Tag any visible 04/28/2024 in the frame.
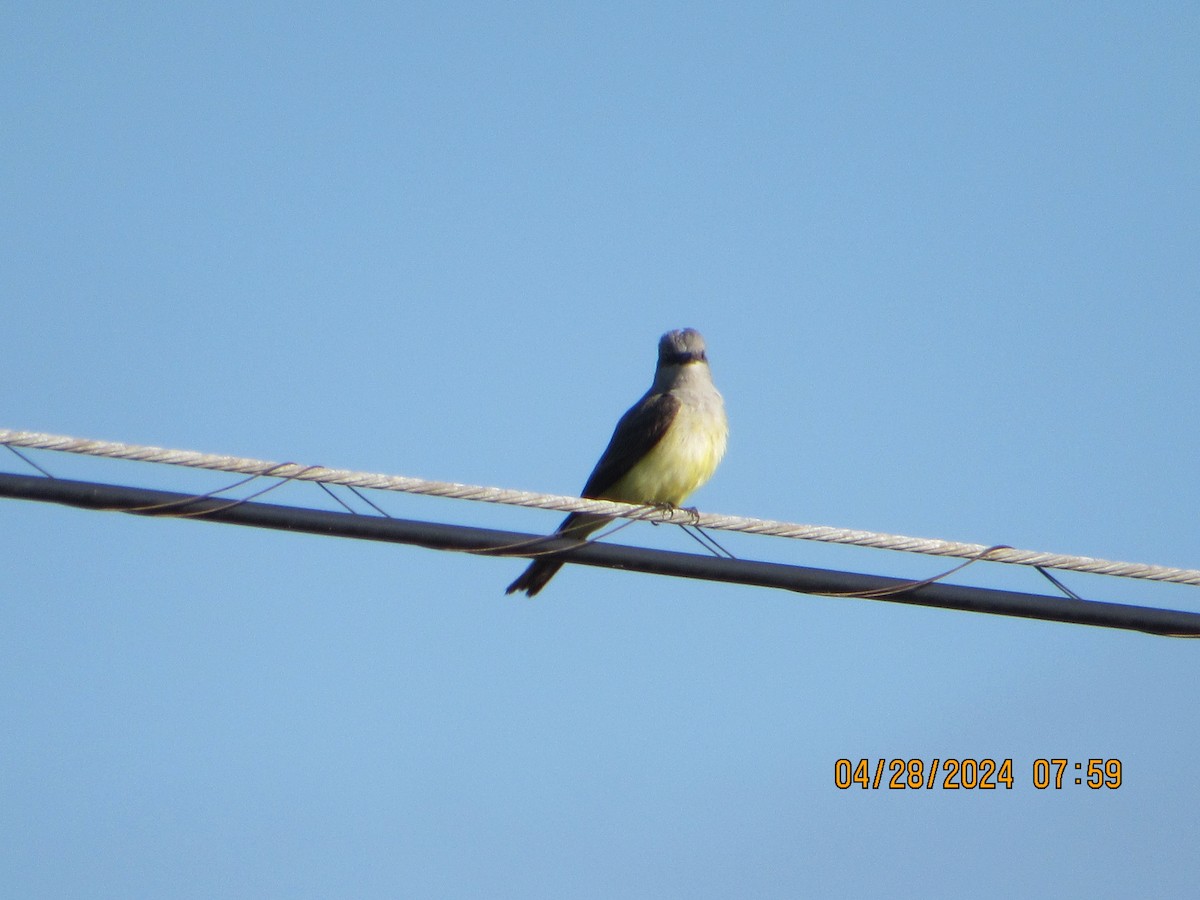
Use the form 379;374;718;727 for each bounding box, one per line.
833;758;1123;790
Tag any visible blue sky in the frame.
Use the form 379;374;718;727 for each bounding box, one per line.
3;2;1198;897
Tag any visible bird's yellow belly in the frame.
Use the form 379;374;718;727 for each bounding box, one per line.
602;404;727;506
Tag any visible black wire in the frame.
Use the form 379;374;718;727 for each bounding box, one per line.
4;470;1196;637
680;524;737;559
5;445;55;478
1037;566;1086;601
347;484;392;517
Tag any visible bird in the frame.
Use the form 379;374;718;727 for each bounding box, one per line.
506;327;728;596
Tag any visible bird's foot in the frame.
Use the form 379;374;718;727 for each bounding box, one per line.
646;501;675;526
646;501;700;526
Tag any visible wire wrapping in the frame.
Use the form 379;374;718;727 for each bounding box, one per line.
3;470;1199;637
3;427;1198;587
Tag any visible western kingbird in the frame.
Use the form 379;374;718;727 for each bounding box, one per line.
506;327;728;596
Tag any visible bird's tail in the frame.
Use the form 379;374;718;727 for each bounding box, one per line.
505;559;565;597
504;512;608;597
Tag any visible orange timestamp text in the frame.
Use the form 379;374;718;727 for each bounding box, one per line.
833;758;1123;790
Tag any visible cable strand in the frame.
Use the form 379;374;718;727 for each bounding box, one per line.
3;427;1197;587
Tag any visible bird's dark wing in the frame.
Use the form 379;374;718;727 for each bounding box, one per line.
579;391;681;499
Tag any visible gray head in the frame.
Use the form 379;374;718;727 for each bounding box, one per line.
657;328;709;367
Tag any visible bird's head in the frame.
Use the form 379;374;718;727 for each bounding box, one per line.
658;328;708;367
